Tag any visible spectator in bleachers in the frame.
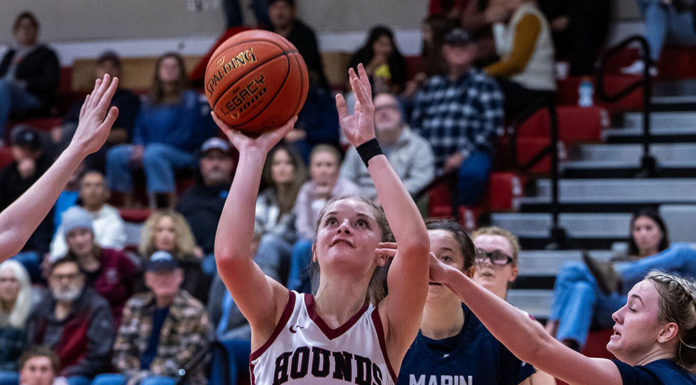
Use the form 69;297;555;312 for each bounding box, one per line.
0;126;54;281
49;171;127;261
106;52;216;209
17;346;67;385
0;261;33;385
342;92;435;200
484;0;556;118
623;0;696;75
265;0;328;89
348;26;408;95
285;86;341;164
545;209;678;352
252;143;306;284
138;210;208;303
539;0;611;76
26;258;113;385
51;164;84;240
286;145;359;293
176;137;235;276
52;51;141;173
396;220;552;385
94;251;210;385
223;0;270;28
0;12;60;145
49;207;139;326
583;212;696;296
411;28;503;206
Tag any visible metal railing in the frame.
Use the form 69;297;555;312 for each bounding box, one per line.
595;35;657;177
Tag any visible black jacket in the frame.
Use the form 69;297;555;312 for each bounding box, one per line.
0;44;60;108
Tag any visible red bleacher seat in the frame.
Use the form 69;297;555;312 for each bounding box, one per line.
404;55;425;82
0;147;13;169
11;117;62;132
556;329;615;385
518;106;607;142
118;208;152;223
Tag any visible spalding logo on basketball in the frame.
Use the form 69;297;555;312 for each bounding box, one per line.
204;30;309;135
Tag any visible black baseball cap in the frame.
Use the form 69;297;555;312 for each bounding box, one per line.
146;251;179;272
443;28;475;46
12;126;42;151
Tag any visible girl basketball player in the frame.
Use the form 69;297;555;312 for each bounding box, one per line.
427;254;696;384
212;64;430;385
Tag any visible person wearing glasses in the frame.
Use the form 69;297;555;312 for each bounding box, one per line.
25;258;114;385
395;221;553;385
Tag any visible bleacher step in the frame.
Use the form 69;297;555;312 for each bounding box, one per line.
491;213;631;239
623;111;696;129
569;143;696;163
603;126;696;144
527;178;696;204
517;250;613;276
507;289;553;319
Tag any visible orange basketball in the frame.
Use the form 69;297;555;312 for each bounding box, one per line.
204;30;309;135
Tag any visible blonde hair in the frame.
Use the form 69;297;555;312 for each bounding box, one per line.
645;271;696;371
139;209;197;261
471;226;520;264
0;260;33;329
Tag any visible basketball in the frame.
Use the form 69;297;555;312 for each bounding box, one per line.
204;30;309;135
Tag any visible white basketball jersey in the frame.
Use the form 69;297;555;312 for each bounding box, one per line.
250;290;396;385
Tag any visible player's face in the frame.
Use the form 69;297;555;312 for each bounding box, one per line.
270;149;295;186
0;269;20;304
631;216;663;256
607;280;666;365
79;172;109;210
65;228;95;258
19;356;55;385
427;229;467;300
154;216;178;253
310;150;338;187
373;94;402;134
314;199;383;275
472;234;517;298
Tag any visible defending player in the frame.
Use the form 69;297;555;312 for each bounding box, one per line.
0;75;119;262
212;64;429;384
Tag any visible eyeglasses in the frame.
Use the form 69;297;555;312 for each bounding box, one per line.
50;273;81;282
374;104;400;113
475;249;514;266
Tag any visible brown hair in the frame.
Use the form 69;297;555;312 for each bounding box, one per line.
312;195;393;305
471;226;521;264
150;52;189;105
19;346;59;373
262;143;307;217
645;271;696;371
13;11;39;32
426;218;476;271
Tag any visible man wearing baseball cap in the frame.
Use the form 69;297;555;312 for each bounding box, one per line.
101;250;210;385
176;137;235;275
411;27;504;207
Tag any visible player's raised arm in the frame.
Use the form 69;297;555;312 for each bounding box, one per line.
336;64;430;367
212;114;296;346
0;75;119;261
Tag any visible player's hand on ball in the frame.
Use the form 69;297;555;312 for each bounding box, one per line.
336;64;376;147
69;74;119;156
212;112;297;154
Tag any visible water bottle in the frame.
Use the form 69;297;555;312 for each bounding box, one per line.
578;77;594;107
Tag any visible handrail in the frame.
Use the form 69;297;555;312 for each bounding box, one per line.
508;97;566;248
595;35;657;177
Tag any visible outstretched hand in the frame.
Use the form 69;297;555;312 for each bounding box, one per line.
211;113;297;155
336;64;376;147
375;242;458;287
68;75;120;156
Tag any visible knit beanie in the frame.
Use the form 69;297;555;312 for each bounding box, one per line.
62;207;94;238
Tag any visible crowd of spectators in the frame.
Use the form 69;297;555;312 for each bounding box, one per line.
2;1;696;384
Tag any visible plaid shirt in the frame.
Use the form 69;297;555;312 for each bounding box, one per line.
113;290;210;385
411;68;504;171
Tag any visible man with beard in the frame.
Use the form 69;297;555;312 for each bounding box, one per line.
176;137;235;275
25;258;113;385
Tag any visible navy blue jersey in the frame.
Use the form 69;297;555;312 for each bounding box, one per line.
397;304;535;385
614;359;696;385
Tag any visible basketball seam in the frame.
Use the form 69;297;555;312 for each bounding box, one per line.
205;35;293;74
210;50;299;110
223;52;294;129
290;52;304;116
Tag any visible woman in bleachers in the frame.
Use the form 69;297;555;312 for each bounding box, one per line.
545;208;696;352
348;26;408;95
138;210;208;303
484;0;556;118
0;261;33;385
0;11;60;145
286;144;358;293
106;52;216;209
252;142;307;285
